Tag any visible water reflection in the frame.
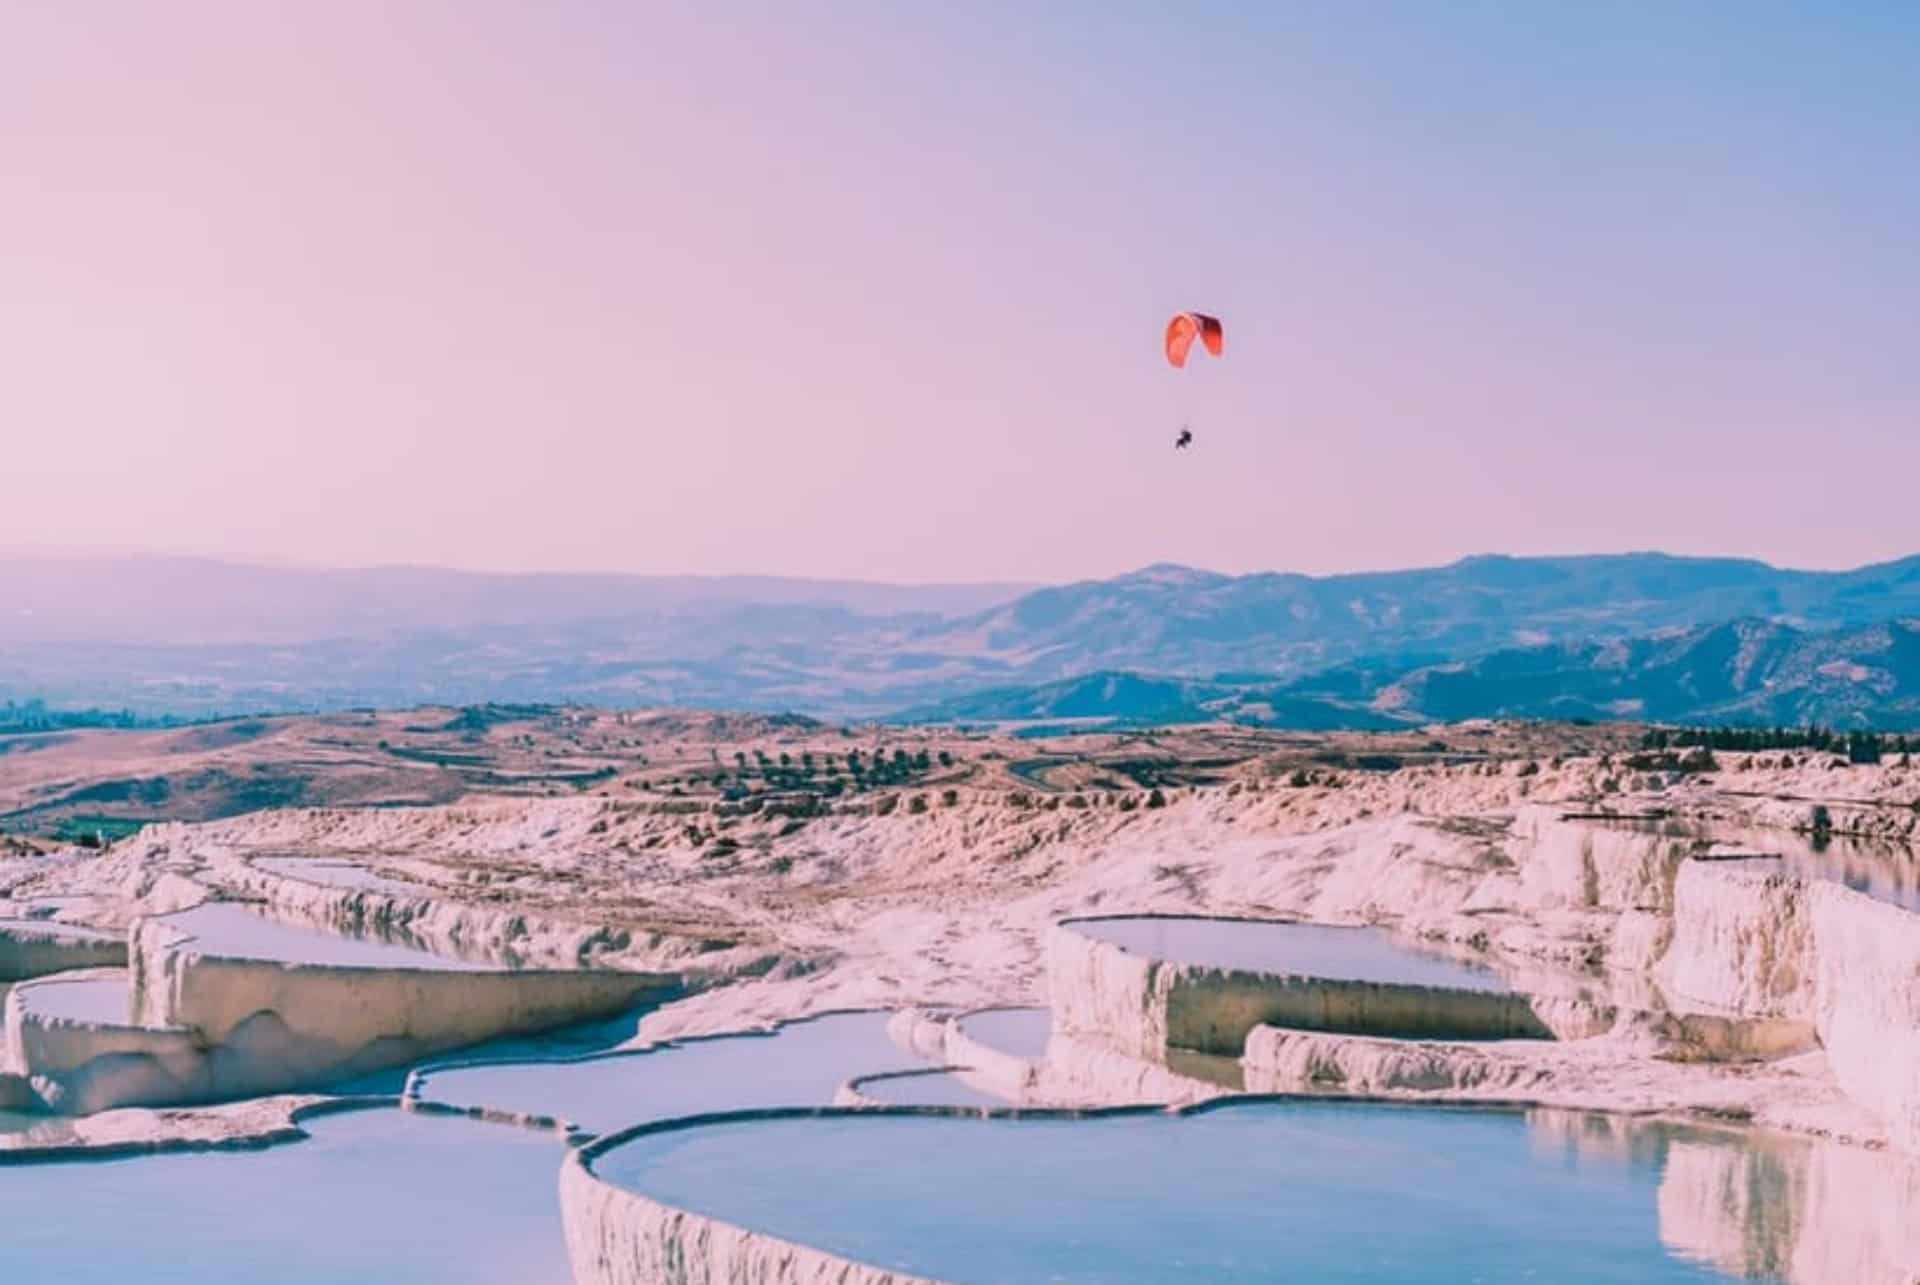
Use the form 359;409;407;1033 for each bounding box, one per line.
1533;1108;1920;1284
1574;816;1920;914
597;1101;1920;1284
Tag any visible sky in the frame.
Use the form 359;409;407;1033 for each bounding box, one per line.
3;2;1916;584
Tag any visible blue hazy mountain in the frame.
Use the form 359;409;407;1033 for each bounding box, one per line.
6;551;1920;724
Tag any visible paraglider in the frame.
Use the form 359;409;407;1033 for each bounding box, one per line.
1165;312;1221;453
1163;311;1223;368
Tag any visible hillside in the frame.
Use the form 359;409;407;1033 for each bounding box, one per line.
1373;617;1920;727
7;551;1920;718
909;618;1920;731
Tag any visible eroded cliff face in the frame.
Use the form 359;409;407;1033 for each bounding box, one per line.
1664;864;1819;1020
1804;887;1920;1152
1661;861;1920;1151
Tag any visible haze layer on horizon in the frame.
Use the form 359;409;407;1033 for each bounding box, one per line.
6;3;1916;584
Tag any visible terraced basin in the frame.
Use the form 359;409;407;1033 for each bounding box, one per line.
1074;916;1511;991
144;901;497;970
0;1105;571;1284
571;1101;1913;1284
1051;915;1566;1060
413;1011;924;1134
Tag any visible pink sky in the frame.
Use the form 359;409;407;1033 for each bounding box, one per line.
5;3;1916;583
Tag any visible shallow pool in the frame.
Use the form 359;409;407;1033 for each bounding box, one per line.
148;902;497;971
954;1008;1051;1059
3;894;96;914
597;1103;1815;1283
0;1107;570;1284
414;1012;924;1134
853;1069;1008;1109
0;1012;935;1276
18;972;130;1025
0;916;120;943
1071;916;1511;992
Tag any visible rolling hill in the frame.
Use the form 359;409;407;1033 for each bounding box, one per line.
7;551;1920;722
907;618;1920;731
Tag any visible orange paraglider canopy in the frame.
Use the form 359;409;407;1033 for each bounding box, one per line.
1164;311;1224;368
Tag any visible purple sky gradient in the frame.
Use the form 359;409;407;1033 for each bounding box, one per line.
5;3;1916;582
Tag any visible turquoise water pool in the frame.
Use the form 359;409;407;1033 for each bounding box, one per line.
0;1013;931;1277
17;973;130;1025
1073;916;1511;991
413;1012;920;1134
596;1102;1787;1283
0;916;119;943
147;902;497;971
0;1107;570;1284
954;1007;1051;1059
853;1069;1008;1109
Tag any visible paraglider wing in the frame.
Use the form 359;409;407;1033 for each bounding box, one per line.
1164;312;1224;368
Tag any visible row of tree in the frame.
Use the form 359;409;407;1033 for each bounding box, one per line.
1640;724;1911;762
716;746;958;793
0;699;199;734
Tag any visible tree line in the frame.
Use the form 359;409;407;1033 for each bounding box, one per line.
1640;724;1912;762
0;699;203;734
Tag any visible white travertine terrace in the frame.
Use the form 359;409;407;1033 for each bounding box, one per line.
935;1007;1044;1100
1;887;680;1116
0;917;126;982
562;1108;1027;1285
3;968;205;1115
562;1096;1920;1285
1047;915;1584;1060
10;751;1920;1280
1666;861;1920;1151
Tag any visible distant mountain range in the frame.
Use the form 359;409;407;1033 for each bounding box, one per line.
5;551;1920;726
906;618;1920;730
